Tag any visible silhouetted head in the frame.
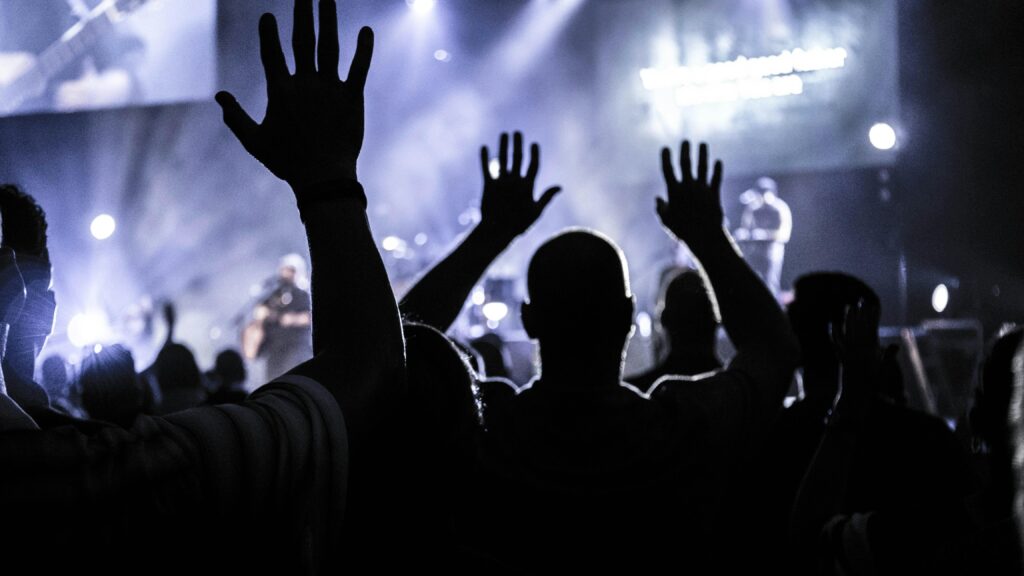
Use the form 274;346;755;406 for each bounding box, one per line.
469;332;510;380
403;322;482;487
657;268;718;356
154;343;202;392
0;185;57;379
213;349;247;391
79;344;141;428
40;355;69;397
788;272;880;371
971;326;1024;448
522;229;634;368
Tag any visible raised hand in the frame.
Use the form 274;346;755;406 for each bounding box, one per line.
656;141;725;248
831;298;882;371
216;0;373;189
478;132;562;240
829;298;882;420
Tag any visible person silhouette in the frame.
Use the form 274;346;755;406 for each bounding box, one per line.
470;142;800;571
3;1;406;572
626;267;722;393
787;276;976;575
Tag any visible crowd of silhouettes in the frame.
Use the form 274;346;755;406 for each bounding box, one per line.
0;0;1021;573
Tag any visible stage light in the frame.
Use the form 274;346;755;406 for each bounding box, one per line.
434;49;450;62
931;283;949;314
489;158;501;179
869;123;897;150
406;0;436;14
471;288;486;306
67;312;110;348
90;214;116;240
482;302;509;323
382;235;403;252
636;311;652;338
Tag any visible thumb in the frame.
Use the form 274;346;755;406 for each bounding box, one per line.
216;91;260;154
655;197;668;221
536;186;563;213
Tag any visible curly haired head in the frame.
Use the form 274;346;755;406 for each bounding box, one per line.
0;184;49;259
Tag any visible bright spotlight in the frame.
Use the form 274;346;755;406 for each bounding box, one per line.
382;235;403;252
434;49;450;62
90;214;116;240
931;284;950;314
488;158;502;179
67;312;110;348
482;302;510;323
869;123;897;150
407;0;437;14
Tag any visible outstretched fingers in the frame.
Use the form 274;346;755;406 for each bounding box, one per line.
259;14;289;92
525;142;540;181
697;142;708;183
318;0;340;79
661;147;677;187
498;133;509;177
216;91;260;155
536;186;562;212
346;26;374;92
681;140;693;184
480;146;493;182
511;132;524;176
293;0;316;75
710;159;723;198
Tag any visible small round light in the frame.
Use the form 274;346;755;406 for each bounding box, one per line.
931;284;949;314
434;49;450;62
869;123;897;151
90;214;116;240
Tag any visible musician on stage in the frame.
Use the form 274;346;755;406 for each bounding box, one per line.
242;254;313;380
733;177;792;299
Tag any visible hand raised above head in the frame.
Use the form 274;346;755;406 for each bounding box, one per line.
656;141;725;248
830;298;882;370
477;131;562;240
216;0;373;190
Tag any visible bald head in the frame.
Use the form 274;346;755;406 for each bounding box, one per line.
528;229;630;311
523;229;634;348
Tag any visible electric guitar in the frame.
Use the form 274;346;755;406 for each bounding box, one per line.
0;0;149;115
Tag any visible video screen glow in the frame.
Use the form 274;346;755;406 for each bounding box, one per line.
594;0;899;174
0;0;216;117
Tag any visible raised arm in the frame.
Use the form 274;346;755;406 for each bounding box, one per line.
653;141;799;429
657;141;798;363
399;132;561;332
216;0;403;412
789;300;878;571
